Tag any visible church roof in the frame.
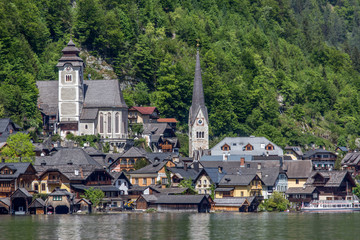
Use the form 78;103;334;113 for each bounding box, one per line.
56;39;84;67
36;81;59;116
189;50;208;125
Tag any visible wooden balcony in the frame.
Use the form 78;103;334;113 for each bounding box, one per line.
0;187;12;192
86;180;112;185
47;179;61;184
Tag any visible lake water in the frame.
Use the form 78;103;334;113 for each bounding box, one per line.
0;212;358;240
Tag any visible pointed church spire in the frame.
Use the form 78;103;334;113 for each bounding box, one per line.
189;49;208;125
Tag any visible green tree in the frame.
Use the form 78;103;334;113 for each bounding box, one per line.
134;158;149;170
81;187;105;211
259;191;290;212
1;132;35;162
178;178;197;194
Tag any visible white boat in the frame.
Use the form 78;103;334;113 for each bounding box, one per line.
302;200;360;212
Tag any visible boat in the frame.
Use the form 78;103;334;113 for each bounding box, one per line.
301;200;360;213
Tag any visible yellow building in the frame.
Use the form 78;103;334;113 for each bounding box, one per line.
33;169;71;194
283;160;312;189
215;174;264;198
129;161;175;188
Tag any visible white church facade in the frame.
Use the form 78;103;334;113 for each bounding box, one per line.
37;40;128;149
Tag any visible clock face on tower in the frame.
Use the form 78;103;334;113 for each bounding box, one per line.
197;118;204;126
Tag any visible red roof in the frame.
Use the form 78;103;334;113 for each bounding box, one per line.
129;106;157;115
157;118;178;123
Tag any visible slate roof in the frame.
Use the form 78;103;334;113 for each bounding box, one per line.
168;167;199;180
303;149;336;159
80;108;99;120
0;118;20;133
142;123;172;136
341;152;360;166
0;198;10;207
36;81;59;116
56;39;83;67
200;155;252;162
284;146;303;156
286;187;316;194
153;195;208;204
189;50;208;125
129;106;157;115
141;194;158;202
306;171;355;187
110;171;131;185
0;163;34;179
213;197;248;207
130;161;167;175
49;189;73;196
336;147;348;152
150;187;188;195
211;137;283;156
214;187;234;192
37;79;127;117
71;184;119;192
12;188;32;198
219;173;259;186
34;148;101;167
146;153;174;163
194;168;227;184
283;160;312;179
121;147;147;158
29;198;46;208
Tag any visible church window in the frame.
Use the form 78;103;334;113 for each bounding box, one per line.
202;132;204;138
100;113;104;133
85;124;88;130
108;113;112;133
65;74;72;82
196;132;199;138
115;113;120;133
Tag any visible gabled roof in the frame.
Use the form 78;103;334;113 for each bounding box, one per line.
284;146;303;156
219;173;263;186
35;165;106;181
210;137;283;156
153;195;208;204
120;147;147;158
11;188;32;199
336;147;348;152
283;160;312;179
129;106;157;115
341;152;360;166
194;168;227;184
0;118;20;133
146;152;174;163
34;148;101;167
306;171;355;188
213;197;249;207
149;186;188;195
286;187;317;194
29;198;46;208
0;163;35;179
49;188;72;197
0;198;10;207
303;149;336;159
110;171;131;185
36;81;59;116
168;167;199;181
142;123;173;136
130;161;167;175
80;108;98;120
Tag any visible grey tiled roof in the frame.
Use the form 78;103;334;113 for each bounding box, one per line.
303;149;336;159
0;198;10;206
306;171;355;187
196;168;227;184
0;163;34;179
0;118;20;133
168;167;199;180
283;160;312;179
153;194;208;204
83;80;127;108
211;137;283;156
34;148;101;167
286;187;316;194
150;187;188;195
130;161;167;175
341;152;360;166
213;197;247;207
36;81;58;116
219;173;258;186
214;188;234;192
80;108;98;120
71;184;119;192
49;189;72;196
142;123;172;135
121;147;147;158
146;153;174;163
29;198;46;208
35;164;103;181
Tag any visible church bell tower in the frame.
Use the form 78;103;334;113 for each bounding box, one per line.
56;39;85;137
188;49;209;157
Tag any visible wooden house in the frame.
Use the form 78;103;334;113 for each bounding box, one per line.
283;160;312;188
0;162;37;198
29;198;46;214
45;188;74;214
212;197;254;212
305;171;356;200
10;188;33;215
74;198;92;213
302;149;337;170
286;187;319;206
284;146;303;160
136;194;211;212
341;152;360;176
108;147;149;172
128;106;159;124
142;123;179;153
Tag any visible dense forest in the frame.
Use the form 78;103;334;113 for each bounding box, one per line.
1;0;360;150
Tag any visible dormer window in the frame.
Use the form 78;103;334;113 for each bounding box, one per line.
265;144;274;151
244;143;254;151
221;144;230;151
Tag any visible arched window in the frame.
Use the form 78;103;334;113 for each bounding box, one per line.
221;144;230;151
100;113;104;133
196;132;199;138
244;143;254;151
265;144;274;150
115;113;120;133
108;112;111;133
65;74;72;82
202;132;204;138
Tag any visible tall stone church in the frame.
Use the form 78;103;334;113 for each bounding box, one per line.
189;50;209;157
37;39;128;149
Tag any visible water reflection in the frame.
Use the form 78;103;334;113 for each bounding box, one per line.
1;212;360;240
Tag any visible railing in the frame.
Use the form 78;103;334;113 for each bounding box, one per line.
47;179;61;184
0;187;12;192
87;180;112;185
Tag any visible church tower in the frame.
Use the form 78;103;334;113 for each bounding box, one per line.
189;50;209;157
56;39;85;137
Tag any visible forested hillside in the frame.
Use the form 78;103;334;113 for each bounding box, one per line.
1;0;360;150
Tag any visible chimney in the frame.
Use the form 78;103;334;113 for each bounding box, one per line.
257;163;261;170
194;162;199;172
280;156;283;169
218;166;223;173
240;158;245;167
184;163;188;171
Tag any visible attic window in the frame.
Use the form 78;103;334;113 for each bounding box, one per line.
65;74;72;82
244;144;254;151
221;144;230;151
266;144;274;151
